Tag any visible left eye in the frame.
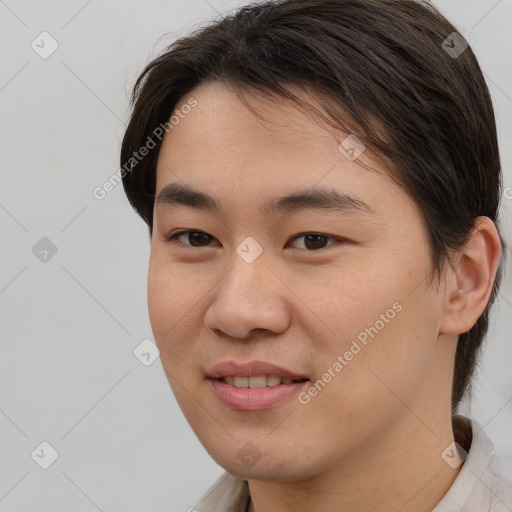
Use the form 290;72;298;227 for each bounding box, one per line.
168;231;340;251
287;233;339;250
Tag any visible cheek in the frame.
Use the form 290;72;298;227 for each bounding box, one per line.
293;312;429;456
304;258;439;403
147;252;202;337
147;251;215;388
298;258;402;344
147;257;204;408
147;255;197;369
147;259;177;339
313;294;440;429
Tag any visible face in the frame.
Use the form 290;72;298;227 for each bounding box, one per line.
148;82;450;481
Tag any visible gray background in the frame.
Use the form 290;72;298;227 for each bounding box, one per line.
0;0;511;510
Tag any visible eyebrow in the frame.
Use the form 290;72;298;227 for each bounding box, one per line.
156;183;374;216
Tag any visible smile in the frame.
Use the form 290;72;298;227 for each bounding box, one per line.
219;375;308;388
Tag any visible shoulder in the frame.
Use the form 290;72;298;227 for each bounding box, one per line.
434;415;512;512
482;450;512;510
193;471;249;512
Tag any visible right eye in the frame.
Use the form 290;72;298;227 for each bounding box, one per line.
167;230;219;248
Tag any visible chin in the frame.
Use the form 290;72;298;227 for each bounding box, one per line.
206;443;319;482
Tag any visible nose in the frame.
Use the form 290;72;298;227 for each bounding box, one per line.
204;256;292;340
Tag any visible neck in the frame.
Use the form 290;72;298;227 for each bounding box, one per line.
247;413;465;512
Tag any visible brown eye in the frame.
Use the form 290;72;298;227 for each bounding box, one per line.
167;231;340;251
289;233;338;250
171;231;216;247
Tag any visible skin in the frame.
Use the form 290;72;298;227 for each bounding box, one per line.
148;81;502;512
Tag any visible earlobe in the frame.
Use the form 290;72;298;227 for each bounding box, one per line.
439;217;502;335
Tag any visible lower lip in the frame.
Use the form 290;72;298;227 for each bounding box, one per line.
209;378;309;411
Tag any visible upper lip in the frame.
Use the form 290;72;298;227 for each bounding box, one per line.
207;360;309;380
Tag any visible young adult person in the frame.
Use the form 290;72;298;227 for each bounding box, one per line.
120;1;512;510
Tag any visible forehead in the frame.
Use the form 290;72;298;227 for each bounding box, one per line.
154;81;417;220
167;81;350;154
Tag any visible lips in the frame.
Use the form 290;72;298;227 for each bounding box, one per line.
207;360;309;381
206;361;310;410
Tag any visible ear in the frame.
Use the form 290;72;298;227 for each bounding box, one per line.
439;217;502;335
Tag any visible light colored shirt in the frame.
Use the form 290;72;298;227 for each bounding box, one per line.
193;415;512;512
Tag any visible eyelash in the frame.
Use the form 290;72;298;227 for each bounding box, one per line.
165;230;343;251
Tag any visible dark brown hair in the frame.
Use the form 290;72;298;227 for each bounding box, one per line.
120;0;506;413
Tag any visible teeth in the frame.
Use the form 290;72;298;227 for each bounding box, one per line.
223;376;235;385
266;375;281;387
248;376;267;389
221;375;302;388
233;376;249;388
